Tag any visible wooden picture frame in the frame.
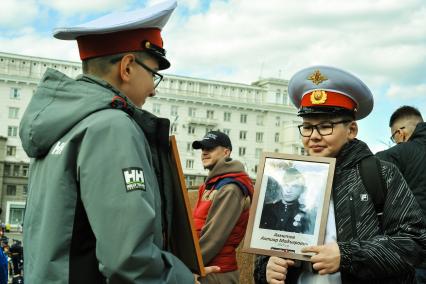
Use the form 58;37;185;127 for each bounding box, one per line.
243;152;336;261
169;135;205;276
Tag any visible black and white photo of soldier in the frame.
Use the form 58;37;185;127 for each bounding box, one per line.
259;166;314;234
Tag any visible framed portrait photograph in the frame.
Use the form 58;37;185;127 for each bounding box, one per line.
168;135;205;276
243;152;336;261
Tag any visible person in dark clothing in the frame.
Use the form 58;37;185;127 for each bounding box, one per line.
9;240;23;276
254;66;426;284
376;105;426;283
260;169;311;234
0;247;7;284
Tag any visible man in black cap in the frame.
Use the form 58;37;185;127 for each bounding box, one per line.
192;131;254;284
376;105;426;283
254;66;426;284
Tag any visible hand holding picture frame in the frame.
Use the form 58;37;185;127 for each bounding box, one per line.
243;152;336;261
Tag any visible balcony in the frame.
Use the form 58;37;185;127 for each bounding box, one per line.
188;117;218;126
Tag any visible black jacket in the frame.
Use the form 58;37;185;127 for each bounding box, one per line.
376;122;426;216
254;139;426;284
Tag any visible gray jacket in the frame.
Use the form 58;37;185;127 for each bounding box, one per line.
19;69;194;283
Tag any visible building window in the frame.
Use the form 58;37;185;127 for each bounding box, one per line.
171;105;178;116
188;107;196;117
4;164;11;176
224;112;231;122
239;130;247;140
239;147;246;156
23;184;28;195
186;142;192;152
255;148;262;159
13;165;20;176
6;185;17;196
256;132;264;143
9;204;25;226
223;128;230;135
8;107;19;119
186;159;194;169
205;127;213;134
254;165;258;173
275;116;281;126
22;165;29;177
7;126;18;137
276;89;281;104
6;146;16;156
301;147;306;155
153;103;161;114
10;88;20;99
188;125;195;134
207;110;214;119
274;148;279;152
256;115;264;126
240;114;247;123
275;132;280;143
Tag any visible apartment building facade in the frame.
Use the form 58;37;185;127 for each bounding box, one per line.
0;51;303;227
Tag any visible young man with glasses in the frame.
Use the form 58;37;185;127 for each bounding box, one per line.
19;1;218;283
254;66;426;284
376;106;426;283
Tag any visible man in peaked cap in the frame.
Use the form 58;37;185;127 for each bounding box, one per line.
19;1;217;283
192;131;254;284
254;66;426;284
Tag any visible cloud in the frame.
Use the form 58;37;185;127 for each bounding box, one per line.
0;29;79;61
39;0;134;15
0;0;39;28
164;0;426;93
386;83;426;99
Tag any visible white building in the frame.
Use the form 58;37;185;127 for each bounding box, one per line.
0;51;303;226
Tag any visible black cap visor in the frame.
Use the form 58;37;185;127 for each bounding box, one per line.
298;106;355;119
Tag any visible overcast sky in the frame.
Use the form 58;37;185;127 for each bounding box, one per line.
1;0;425;152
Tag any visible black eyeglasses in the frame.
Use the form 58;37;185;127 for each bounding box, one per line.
110;56;163;89
133;58;163;89
297;120;351;137
390;126;405;143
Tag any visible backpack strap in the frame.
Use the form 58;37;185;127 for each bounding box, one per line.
359;155;387;231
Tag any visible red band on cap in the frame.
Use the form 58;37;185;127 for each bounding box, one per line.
301;90;357;110
77;28;162;60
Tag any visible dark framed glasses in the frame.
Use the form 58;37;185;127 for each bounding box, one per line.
297;120;351;137
110;55;163;89
390;126;405;143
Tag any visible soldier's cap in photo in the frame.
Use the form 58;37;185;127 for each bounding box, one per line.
192;131;232;151
53;0;177;70
288;65;373;120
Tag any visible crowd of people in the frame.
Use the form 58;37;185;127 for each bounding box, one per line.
0;233;23;284
5;0;425;283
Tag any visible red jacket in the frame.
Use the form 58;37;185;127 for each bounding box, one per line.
193;172;254;272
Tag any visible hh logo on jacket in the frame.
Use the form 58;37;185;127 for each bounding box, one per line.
122;167;145;192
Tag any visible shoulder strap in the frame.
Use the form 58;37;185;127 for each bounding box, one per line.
359;155;387;230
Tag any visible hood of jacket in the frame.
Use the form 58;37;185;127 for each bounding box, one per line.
19;68;138;158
